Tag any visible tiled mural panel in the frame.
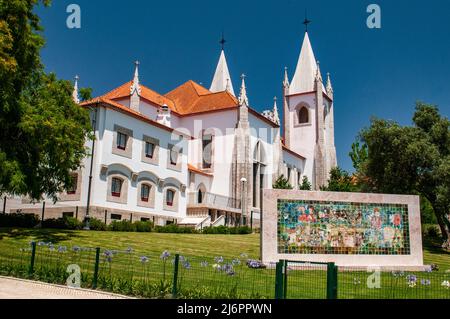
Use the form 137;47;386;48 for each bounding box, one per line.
277;200;410;255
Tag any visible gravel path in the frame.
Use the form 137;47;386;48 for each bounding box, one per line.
0;276;133;299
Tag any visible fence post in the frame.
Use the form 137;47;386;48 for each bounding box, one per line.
92;247;100;289
28;241;36;277
326;262;338;299
172;254;180;298
283;260;288;299
274;261;284;299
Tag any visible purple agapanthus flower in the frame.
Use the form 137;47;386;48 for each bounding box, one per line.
104;250;113;263
140;256;149;263
58;246;67;253
160;250;170;260
421;279;431;286
126;247;133;254
200;261;209;267
214;256;224;264
72;246;81;252
182;261;191;270
232;259;241;266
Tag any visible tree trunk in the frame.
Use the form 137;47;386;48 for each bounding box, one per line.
435;212;450;250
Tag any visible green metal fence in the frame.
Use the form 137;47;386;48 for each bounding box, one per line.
0;242;448;299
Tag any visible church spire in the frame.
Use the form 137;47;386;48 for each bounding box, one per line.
130;60;141;95
130;61;141;112
210;36;235;96
238;74;248;106
315;60;323;83
290;32;318;95
283;67;290;88
326;72;334;98
273;96;280;125
72;75;80;104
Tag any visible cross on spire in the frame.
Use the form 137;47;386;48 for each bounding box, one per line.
220;33;226;50
303;9;311;32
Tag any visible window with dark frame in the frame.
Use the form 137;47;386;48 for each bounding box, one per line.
141;184;151;202
202;134;213;169
145;142;155;158
298;107;309;124
170;147;178;166
117;131;127;150
110;214;122;221
67;174;78;195
166;189;175;207
111;177;123;197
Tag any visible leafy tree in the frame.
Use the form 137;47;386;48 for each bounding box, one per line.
273;175;293;190
79;87;93;101
353;102;450;249
349;141;368;172
321;167;358;192
299;176;312;190
0;0;92;202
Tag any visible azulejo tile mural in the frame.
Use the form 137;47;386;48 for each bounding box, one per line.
277;200;411;255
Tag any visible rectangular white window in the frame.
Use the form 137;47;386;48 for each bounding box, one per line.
67;174;78;195
117;132;127;150
166;190;175;206
145;142;155;158
111;177;122;197
202;134;213;169
141;184;150;202
170;148;178;166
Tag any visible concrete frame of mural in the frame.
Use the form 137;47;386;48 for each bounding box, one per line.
261;189;424;270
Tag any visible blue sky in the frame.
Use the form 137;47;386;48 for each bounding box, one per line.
37;0;450;171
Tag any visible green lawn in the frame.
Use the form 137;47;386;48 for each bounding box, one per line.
0;228;449;299
0;228;260;260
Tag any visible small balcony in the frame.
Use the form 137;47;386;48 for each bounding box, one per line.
187;192;241;214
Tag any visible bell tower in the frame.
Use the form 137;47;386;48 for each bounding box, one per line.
283;28;337;189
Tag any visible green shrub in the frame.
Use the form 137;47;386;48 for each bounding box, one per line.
88;217;107;231
64;217;83;230
154;224;196;234
423;224;441;238
41;216;82;230
0;213;40;228
133;221;153;232
108;220;136;232
201;226;252;235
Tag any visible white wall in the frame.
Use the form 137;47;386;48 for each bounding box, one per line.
90;107;188;218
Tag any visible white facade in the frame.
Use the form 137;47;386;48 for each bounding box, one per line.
10;31;337;227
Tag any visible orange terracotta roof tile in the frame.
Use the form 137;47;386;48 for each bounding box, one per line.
80;97;192;139
165;80;239;115
188;164;212;177
102;81;178;112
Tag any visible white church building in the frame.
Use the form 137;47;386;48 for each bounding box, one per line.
8;31;337;228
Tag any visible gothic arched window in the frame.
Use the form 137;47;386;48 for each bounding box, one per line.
298;107;309;124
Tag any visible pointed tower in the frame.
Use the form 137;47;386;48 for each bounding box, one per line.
326;72;333;100
232;74;251;222
129;61;141;112
272;96;280;125
238;74;249;106
283;29;337;190
210;38;235;96
73;75;80;104
282;67;291;147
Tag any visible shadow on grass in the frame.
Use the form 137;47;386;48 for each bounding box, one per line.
0;227;83;244
423;237;450;256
